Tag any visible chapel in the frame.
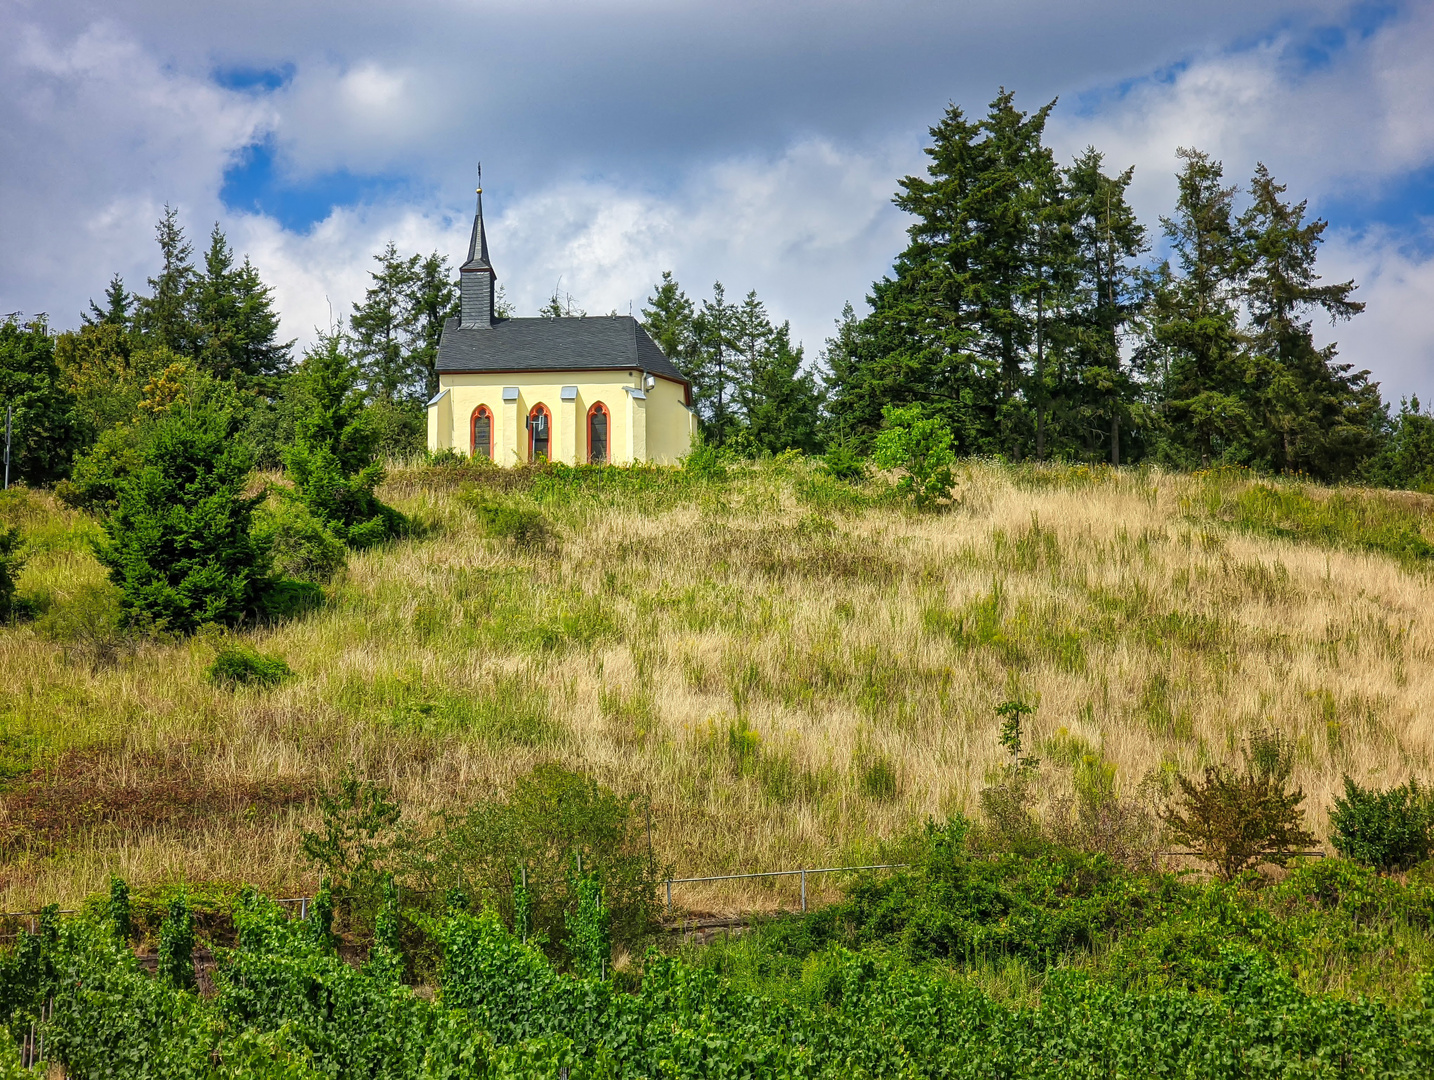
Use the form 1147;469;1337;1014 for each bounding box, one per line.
426;181;697;465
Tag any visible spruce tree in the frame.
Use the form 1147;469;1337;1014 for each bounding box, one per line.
135;205;199;357
1064;149;1146;464
284;331;404;548
193;224;291;389
641;271;699;380
352;242;419;402
83;274;133;330
95;397;270;633
406;252;459;400
1150;149;1250;467
740;321;822;454
1237;164;1381;478
692;282;739;444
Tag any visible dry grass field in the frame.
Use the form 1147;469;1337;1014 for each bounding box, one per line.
1;457;1431;914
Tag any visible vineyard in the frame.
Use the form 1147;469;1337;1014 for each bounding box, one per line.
5;831;1434;1077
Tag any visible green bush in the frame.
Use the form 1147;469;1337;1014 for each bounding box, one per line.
1330;777;1434;872
95;401;272;634
681;438;730;481
871;403;955;508
456;489;555;552
819;440;868;483
1161;730;1316;880
253;498;347;584
209;645;293;689
0;525;25;622
54;421;151;514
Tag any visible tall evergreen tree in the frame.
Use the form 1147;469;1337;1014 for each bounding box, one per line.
407;252;460;400
194;224;291;388
641;272;698;381
135;205;199;357
1236;164;1381;478
1150;149;1250;467
352;242;418;402
1064;149;1146;464
692;282;739;444
284;331;404;548
739;320;822;454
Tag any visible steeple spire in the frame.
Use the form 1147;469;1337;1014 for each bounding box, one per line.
459;163;497;328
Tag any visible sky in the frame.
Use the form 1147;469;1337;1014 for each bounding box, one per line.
2;0;1433;403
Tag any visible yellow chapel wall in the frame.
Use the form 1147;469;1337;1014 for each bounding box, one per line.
429;370;695;466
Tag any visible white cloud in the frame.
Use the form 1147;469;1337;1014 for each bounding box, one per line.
0;20;267;316
1321;225;1434;403
2;4;1432;401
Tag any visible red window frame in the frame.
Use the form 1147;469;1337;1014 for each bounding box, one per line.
527;403;551;461
586;401;610;464
471;405;493;459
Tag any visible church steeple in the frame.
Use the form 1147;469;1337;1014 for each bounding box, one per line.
460;164;496;328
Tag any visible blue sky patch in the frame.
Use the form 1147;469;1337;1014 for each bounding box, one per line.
220;137;418;232
213;63;295;94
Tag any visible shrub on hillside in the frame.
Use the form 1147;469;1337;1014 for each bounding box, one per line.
819;440;868;483
209;645;293;689
252;498;346;584
1330;777;1434;872
871;403;955;509
457;488;555;552
95;401;273;634
403;764;666;967
54;421;152;514
0;525;25;622
283;332;406;548
682;438;730;481
1161;730;1316;880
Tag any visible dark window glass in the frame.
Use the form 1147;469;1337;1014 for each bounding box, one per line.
589;408;608;463
472;412;491;458
530;409;549;460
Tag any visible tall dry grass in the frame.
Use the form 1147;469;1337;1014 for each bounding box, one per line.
1;460;1431;913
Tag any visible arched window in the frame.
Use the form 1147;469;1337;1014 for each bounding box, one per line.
471;405;493;459
527;403;551;461
587;402;609;464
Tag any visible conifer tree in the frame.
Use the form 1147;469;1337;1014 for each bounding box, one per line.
406;252;460;400
284;330;405;548
83;274;133;330
1064;149;1146;464
135;205;199;357
95;397;270;633
1150;148;1250;467
693;282;739;444
352;242;418;402
194;224;291;388
739;321;822;454
1236;164;1381;478
641;271;699;380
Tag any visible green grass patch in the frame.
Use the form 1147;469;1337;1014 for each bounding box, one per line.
1209;482;1434;565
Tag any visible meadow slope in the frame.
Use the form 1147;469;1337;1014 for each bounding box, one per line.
1;459;1431;912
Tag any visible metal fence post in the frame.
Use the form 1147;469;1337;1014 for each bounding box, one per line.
665;880;672;910
300;897;308;921
800;870;806;913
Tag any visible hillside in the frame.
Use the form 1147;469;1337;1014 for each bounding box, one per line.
1;458;1432;912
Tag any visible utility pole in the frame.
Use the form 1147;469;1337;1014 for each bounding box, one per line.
4;405;11;490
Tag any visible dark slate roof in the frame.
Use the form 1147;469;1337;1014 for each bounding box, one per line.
436;315;689;386
460;191;492;273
